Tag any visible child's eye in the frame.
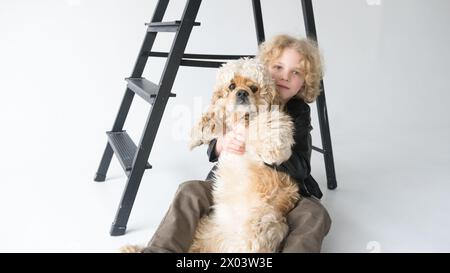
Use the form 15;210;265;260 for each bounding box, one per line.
292;71;303;77
273;65;282;70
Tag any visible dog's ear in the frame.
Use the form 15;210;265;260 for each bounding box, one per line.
211;84;228;105
189;110;226;150
189;87;226;150
259;83;281;111
189;111;213;150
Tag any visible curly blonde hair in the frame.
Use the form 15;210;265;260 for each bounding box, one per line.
257;34;323;103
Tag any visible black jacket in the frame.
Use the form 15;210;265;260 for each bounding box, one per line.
206;97;323;199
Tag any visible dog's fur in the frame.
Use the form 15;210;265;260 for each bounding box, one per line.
189;58;300;253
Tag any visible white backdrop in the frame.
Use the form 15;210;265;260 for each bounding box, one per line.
0;0;449;252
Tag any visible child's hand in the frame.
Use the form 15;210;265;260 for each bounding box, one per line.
215;124;247;156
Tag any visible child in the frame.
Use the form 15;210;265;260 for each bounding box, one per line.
145;34;331;253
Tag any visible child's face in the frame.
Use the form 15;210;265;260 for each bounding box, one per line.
268;47;305;103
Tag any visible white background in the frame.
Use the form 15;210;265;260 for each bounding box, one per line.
0;0;449;252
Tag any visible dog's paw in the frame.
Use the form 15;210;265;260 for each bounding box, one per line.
119;244;144;253
250;110;294;165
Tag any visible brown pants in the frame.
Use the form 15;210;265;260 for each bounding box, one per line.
144;180;331;253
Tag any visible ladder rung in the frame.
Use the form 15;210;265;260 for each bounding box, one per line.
312;145;324;154
126;77;176;104
145;51;255;60
107;131;152;172
180;59;225;68
145;20;200;32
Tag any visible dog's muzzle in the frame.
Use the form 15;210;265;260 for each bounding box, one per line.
236;89;249;105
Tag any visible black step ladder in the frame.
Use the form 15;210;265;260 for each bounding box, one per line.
94;0;337;236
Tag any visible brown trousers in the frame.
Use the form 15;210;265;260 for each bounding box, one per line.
144;180;331;253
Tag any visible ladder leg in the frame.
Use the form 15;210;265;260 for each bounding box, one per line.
110;162;147;236
316;82;337;190
301;0;337;189
251;0;265;44
94;144;113;182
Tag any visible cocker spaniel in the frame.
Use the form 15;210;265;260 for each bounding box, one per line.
189;58;300;252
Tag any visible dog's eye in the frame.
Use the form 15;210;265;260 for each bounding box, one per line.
250;85;258;93
229;83;236;90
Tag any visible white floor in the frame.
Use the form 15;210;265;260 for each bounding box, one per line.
1;0;450;252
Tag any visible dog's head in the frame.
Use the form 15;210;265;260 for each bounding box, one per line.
212;58;279;113
190;58;279;149
212;75;265;120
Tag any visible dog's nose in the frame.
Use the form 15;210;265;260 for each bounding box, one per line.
236;90;249;99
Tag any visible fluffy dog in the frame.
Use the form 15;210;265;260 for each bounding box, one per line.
189;58;300;252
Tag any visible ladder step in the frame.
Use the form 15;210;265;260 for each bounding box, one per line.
126;77;176;104
106;131;152;173
145;20;200;33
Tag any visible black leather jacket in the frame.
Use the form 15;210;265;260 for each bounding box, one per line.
206;97;323;199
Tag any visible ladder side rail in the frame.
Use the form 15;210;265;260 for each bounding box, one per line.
110;0;203;235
